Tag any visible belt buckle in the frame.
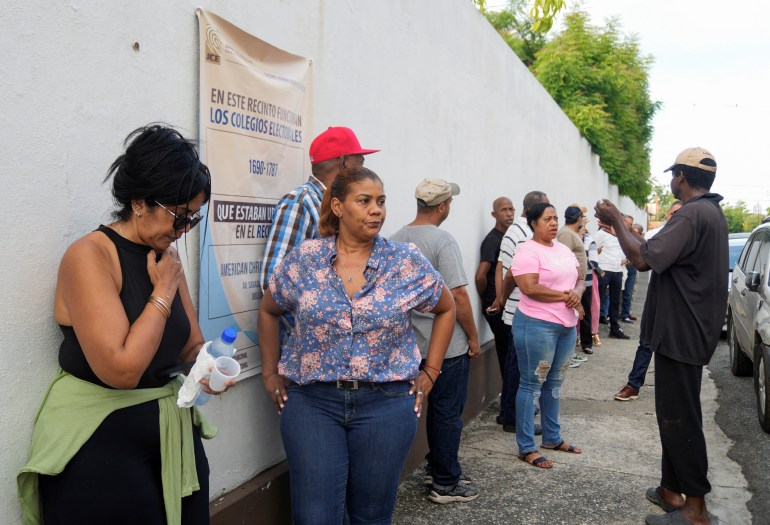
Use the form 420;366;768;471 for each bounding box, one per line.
336;380;359;390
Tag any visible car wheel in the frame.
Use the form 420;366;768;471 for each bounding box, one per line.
755;345;770;433
728;314;752;376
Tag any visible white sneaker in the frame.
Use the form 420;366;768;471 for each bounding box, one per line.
428;483;479;504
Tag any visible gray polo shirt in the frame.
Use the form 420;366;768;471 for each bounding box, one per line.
390;225;469;359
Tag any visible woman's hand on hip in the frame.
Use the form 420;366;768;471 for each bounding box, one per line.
263;372;289;414
410;370;435;418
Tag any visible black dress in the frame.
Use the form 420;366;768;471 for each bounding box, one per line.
39;226;209;524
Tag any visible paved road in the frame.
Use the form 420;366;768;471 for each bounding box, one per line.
710;338;770;523
393;281;758;524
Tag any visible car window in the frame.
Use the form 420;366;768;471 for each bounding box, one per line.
756;232;769;278
737;237;753;269
741;235;761;274
729;239;748;271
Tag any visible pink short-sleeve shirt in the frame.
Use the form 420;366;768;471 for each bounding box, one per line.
510;239;580;327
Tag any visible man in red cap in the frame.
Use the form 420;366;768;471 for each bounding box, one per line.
259;127;379;289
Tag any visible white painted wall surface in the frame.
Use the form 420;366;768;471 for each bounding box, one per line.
0;0;642;520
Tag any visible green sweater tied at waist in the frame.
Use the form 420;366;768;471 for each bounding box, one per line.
17;371;217;525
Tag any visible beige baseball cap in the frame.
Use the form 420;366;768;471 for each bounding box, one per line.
664;147;717;173
415;178;461;207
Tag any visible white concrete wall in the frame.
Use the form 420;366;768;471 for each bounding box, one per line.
0;0;641;520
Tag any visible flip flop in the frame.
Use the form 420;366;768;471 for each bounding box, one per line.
541;440;582;454
645;486;681;513
518;452;552;469
644;509;719;525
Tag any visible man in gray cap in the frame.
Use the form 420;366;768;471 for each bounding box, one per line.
595;147;726;525
391;178;480;504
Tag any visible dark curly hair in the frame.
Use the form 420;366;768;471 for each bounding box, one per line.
105;123;211;220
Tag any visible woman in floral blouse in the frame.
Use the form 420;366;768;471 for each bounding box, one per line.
258;166;456;524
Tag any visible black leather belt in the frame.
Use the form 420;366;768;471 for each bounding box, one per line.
333;380;375;390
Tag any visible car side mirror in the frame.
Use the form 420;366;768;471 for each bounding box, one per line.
745;271;761;292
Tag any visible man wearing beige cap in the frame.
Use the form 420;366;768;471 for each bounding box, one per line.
391;178;481;504
595;147;726;525
259;126;379;289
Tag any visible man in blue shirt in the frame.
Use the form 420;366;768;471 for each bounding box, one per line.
259;126;379;289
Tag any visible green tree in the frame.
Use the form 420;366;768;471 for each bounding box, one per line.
744;214;762;232
476;6;659;206
721;201;770;232
532;11;658;206
474;0;566;34
722;201;750;233
529;0;567;33
649;182;674;221
481;0;545;66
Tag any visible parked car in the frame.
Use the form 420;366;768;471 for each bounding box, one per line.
729;232;751;274
727;221;770;432
724;233;751;331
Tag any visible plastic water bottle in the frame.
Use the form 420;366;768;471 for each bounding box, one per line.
195;328;238;406
208;327;237;358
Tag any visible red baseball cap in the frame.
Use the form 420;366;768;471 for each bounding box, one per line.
309;127;380;165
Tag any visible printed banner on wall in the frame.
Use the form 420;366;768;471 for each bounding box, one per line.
196;9;312;379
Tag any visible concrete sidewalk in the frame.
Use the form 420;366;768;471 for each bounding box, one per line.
393;293;751;524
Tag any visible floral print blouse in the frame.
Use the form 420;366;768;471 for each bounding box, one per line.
269;235;444;384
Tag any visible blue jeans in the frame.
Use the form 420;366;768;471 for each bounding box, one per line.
627;338;652;391
621;265;638;319
513;311;576;454
425;354;470;488
598;270;623;331
600;293;609;318
280;381;417;525
499;329;520;426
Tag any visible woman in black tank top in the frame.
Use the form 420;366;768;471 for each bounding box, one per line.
28;125;228;525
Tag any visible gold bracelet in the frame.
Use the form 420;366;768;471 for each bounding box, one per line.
147;296;170;319
155;296;171;317
147;300;169;320
149;294;172;313
149;295;171;318
148;297;170;319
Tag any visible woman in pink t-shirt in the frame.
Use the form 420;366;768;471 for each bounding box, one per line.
510;202;586;468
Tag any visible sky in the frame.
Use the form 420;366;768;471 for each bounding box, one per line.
489;0;770;211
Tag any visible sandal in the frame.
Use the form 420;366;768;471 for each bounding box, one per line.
518;452;552;469
541;440;582;454
645;486;682;512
